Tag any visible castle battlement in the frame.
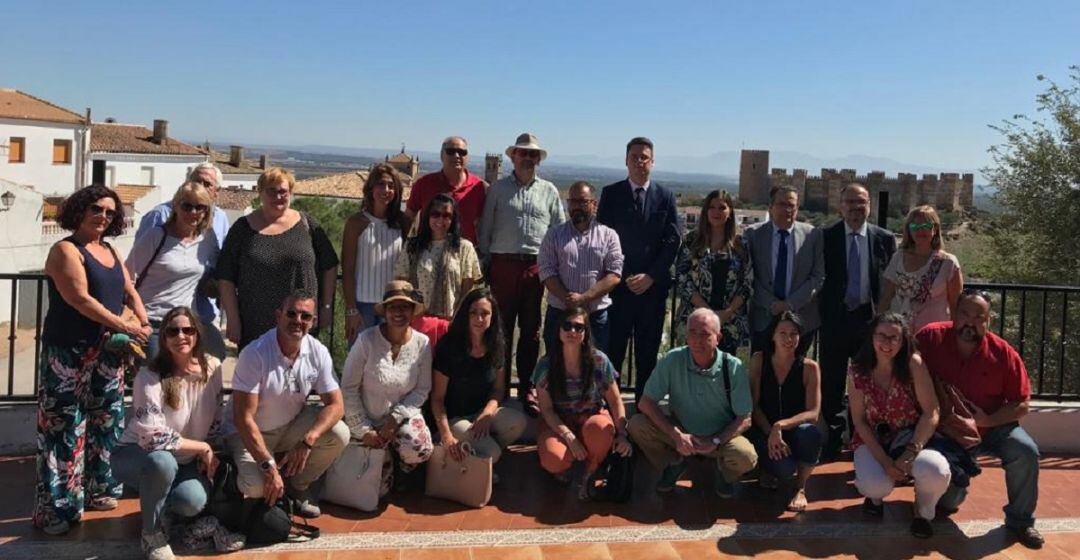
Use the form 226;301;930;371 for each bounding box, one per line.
740;150;974;218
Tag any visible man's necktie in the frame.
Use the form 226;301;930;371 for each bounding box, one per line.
774;230;789;300
633;188;645;217
846;232;862;310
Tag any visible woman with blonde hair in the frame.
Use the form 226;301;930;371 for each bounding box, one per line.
341;164;409;343
674;190;752;353
880;205;963;333
127;181;224;360
216;167;339;349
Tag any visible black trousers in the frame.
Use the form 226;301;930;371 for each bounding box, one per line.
607;284;668;401
818;303;874;454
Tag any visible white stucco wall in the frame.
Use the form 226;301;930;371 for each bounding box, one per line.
0;118;88;196
89;153;208;206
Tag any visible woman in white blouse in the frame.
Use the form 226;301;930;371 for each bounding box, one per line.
341;280;434;498
880;205;963;333
112;307;236;560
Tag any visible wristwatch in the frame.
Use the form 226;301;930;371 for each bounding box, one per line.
259;457;277;473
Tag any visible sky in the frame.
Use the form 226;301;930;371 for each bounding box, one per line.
3;1;1077;173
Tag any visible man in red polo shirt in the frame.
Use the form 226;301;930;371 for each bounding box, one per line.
405;136;486;243
915;289;1043;549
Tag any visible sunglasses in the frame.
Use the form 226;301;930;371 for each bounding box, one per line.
561;321;587;333
516;149;540;159
180;202;209;213
164;326;197;337
88;203;117;219
443;147;468;157
285;309;315;322
908;222;934;231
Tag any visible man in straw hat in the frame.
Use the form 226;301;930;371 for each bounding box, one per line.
479;133;565;413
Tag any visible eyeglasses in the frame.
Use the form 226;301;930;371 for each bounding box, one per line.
285;309;315;322
429;211;454;220
872;332;902;345
88;203;117;219
561;321;587;333
908;222;934;231
567;198;596;205
164;326;197;337
180;202;209;213
443;147;468;157
263;188;290;198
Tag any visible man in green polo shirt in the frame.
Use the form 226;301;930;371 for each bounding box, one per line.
628;308;757;497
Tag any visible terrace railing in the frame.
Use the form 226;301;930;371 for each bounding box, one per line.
2;273;1078;401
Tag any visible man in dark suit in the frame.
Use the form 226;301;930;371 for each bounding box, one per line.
818;183;897;459
745;186;824;356
597;137;682;399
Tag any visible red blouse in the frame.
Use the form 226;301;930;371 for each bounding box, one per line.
849;363;920;448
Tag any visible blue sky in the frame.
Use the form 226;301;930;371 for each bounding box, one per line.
4;1;1077;173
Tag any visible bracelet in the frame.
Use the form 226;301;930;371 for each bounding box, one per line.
300;440;314;450
560;430;576;441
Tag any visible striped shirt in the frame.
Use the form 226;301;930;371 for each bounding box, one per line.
355;212;404;303
538;220;624;312
478;173;565;256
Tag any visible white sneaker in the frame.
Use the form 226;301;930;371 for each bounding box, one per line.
213;526;246;552
141;530;175;560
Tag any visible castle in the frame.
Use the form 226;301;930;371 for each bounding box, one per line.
738;150;974;219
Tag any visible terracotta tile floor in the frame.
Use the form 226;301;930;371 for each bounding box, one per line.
3;449;1079;558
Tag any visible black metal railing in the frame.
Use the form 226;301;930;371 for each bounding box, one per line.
3;272;1078;402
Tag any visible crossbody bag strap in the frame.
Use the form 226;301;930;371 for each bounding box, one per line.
134;225;168;290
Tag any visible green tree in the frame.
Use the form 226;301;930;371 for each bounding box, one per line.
984;67;1080;285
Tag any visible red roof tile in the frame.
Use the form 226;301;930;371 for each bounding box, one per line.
90;123;204;155
0;89;85;125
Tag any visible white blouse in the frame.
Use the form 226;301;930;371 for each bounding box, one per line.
341;326;432;439
119;357;225;463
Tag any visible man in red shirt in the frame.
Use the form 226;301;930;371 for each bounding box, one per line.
915;289;1043;549
405;136;486;243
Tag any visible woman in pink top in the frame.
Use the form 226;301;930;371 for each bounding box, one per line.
880;206;963;333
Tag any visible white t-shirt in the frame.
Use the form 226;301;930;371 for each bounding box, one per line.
224;329;340;433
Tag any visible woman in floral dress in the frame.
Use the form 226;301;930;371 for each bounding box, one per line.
880;205;963;333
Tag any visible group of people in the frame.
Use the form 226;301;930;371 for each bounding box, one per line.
30;132;1045;559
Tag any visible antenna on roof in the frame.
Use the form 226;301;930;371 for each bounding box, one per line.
400;143;405;154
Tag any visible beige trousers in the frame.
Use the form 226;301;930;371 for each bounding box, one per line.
627;413;757;483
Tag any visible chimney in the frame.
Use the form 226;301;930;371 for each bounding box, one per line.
152;119;168;145
259;154;269;169
230;145;244;167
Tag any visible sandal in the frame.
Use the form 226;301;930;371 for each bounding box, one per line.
786;488;808;513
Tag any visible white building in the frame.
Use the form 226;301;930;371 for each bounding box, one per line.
0;88;90;196
89;119;208;208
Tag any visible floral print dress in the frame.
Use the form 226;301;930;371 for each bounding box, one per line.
674;231;752;352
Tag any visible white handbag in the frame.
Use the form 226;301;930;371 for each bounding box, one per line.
323;443;385;512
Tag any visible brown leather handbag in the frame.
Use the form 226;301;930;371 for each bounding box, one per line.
934;378;982;450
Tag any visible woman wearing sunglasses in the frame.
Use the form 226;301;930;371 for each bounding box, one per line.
35;185;151;536
533;306;631;500
393;193;482;347
126;182;224;361
880;205;963;333
113;306;243;559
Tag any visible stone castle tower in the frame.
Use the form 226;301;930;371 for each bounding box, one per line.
485;153;502;184
739;150;770;204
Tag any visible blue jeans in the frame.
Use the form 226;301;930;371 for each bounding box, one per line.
937;422;1039;529
147;317;226;362
543;306;610;354
357;301;383;331
751;422;823;480
112;445;210;533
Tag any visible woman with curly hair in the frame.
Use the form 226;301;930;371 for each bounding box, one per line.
674;190;752;353
34;185;151;535
341;164;409;343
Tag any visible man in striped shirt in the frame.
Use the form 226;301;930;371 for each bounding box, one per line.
538;180;624;354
